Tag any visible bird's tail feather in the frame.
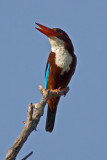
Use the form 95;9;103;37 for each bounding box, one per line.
45;97;60;132
45;106;56;132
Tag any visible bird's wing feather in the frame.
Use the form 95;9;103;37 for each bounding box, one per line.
45;61;50;89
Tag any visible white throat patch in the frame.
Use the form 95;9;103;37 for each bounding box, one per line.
49;37;72;75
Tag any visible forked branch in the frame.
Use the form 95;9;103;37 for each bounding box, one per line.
5;85;69;160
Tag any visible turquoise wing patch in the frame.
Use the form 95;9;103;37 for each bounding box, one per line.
45;63;50;89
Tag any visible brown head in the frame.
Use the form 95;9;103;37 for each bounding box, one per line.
35;22;74;53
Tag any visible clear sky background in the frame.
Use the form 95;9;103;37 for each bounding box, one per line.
0;0;107;159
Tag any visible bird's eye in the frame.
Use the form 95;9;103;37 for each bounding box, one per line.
57;30;63;34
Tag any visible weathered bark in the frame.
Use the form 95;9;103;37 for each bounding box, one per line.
5;85;69;160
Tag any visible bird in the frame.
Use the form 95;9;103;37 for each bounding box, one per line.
35;23;77;132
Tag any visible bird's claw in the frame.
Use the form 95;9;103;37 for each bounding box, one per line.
50;87;68;96
61;88;68;96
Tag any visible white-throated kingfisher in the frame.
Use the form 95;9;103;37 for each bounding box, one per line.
35;23;77;132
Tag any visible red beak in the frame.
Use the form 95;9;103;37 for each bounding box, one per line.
35;22;59;37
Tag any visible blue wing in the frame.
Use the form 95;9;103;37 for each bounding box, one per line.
45;62;50;89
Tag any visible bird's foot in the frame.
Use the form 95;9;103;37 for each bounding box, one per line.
50;89;59;94
50;87;68;96
60;88;68;96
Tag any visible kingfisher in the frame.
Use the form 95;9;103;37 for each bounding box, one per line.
35;23;77;132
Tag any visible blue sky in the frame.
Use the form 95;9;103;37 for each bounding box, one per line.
0;0;107;159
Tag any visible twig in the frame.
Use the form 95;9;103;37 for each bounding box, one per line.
21;151;33;160
5;85;69;160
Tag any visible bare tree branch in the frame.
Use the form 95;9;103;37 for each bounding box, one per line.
22;151;33;160
5;85;69;160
